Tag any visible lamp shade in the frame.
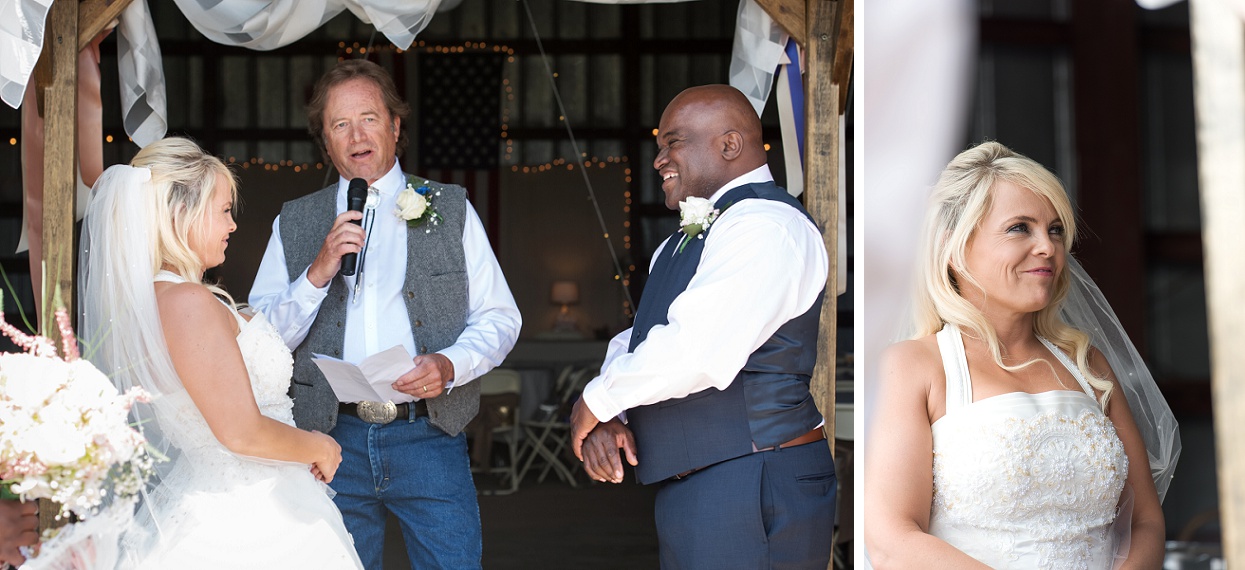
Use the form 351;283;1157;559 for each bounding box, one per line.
550;280;580;305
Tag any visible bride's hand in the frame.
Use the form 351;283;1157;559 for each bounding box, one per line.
309;431;343;483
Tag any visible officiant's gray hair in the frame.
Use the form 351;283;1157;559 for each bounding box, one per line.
306;59;411;163
911;141;1115;408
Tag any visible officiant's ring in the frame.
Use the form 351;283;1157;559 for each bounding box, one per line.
422;385;428;393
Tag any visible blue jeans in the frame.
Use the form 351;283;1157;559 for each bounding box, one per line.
329;412;482;570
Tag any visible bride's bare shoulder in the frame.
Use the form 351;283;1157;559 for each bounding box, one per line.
880;335;942;376
155;281;232;328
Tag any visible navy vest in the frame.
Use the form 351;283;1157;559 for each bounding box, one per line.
627;181;826;484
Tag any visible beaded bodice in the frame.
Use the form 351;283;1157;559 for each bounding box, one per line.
928;325;1128;569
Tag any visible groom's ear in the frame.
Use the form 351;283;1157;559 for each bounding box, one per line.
719;130;743;161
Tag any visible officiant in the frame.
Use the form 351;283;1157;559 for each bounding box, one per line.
250;59;521;570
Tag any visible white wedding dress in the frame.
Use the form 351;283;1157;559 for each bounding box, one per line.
927;325;1128;569
122;272;363;569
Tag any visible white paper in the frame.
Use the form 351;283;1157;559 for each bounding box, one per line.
311;345;415;403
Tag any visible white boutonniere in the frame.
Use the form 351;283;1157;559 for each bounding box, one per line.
677;196;720;253
396;176;444;233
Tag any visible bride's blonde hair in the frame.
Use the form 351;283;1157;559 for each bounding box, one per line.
130;137;239;306
912;141;1114;408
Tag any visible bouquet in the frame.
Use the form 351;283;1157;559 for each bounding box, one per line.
0;306;155;567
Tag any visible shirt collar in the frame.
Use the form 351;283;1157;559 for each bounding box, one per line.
336;159;405;197
707;164;774;204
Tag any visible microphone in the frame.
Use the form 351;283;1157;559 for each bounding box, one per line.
340;178;368;276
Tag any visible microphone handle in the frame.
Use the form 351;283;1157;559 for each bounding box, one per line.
340;217;362;276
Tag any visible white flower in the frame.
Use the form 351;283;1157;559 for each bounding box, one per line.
678;196;716;226
23;415;88;465
1;354;64;407
396;187;429;221
676;196;720;252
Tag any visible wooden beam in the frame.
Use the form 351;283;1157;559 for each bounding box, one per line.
37;0;79;533
40;0;77;340
755;0;807;47
1189;0;1245;563
803;1;843;563
804;0;839;453
78;0;134;52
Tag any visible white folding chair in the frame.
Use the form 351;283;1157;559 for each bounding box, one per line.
471;368;523;495
516;362;598;487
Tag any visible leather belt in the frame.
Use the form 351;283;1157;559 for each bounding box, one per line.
339;400;427;425
673;428;827;480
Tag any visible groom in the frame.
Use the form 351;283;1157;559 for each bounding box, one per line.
570;85;836;569
250;59;521;569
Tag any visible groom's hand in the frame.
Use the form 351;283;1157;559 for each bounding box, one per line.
306;210;365;288
581;419;637;484
392;354;454;399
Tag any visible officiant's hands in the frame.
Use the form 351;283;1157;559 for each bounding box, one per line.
580;419;637;484
308;431;343;483
307;210;365;288
391;354;454;399
0;500;37;565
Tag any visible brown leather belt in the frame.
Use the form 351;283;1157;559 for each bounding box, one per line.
339;400;428;425
673;427;827;480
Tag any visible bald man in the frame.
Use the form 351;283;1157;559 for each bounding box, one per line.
569;85;836;569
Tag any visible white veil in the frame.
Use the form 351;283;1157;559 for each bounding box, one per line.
1062;256;1181;503
77;163;198;565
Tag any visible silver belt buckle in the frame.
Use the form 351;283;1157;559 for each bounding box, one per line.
357;400;398;424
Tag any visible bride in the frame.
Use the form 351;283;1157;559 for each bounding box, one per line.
79;137;363;568
864;141;1179;568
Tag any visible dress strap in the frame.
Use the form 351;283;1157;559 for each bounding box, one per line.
1038;336;1097;400
935;324;973;411
154;270;186;284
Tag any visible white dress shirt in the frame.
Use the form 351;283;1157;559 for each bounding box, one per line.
249;160;522;402
580;164;829;422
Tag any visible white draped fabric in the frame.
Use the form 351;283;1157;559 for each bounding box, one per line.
0;0;53;109
0;0;166;147
168;0;440;52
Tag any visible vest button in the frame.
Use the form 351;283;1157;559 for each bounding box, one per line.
334;350;340;356
419;345;428;354
339;295;345;302
414;320;423;327
407;291;414;299
337;321;342;328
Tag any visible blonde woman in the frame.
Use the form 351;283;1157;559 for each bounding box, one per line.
864;141;1178;568
79;137;363;568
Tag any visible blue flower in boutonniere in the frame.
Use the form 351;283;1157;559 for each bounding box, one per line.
677;196;720;253
396;176;444;233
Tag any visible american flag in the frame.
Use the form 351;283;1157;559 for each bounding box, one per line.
415;52;504;247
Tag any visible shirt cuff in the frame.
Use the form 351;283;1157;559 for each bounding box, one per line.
437;345;473;392
581;378;624;423
296;267;331;300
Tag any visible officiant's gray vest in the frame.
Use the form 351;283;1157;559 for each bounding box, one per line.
278;179;479;436
626;181;826;484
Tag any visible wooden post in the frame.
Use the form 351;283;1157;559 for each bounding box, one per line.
35;0;78;532
39;0;78;338
802;0;849;452
1189;0;1245;563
